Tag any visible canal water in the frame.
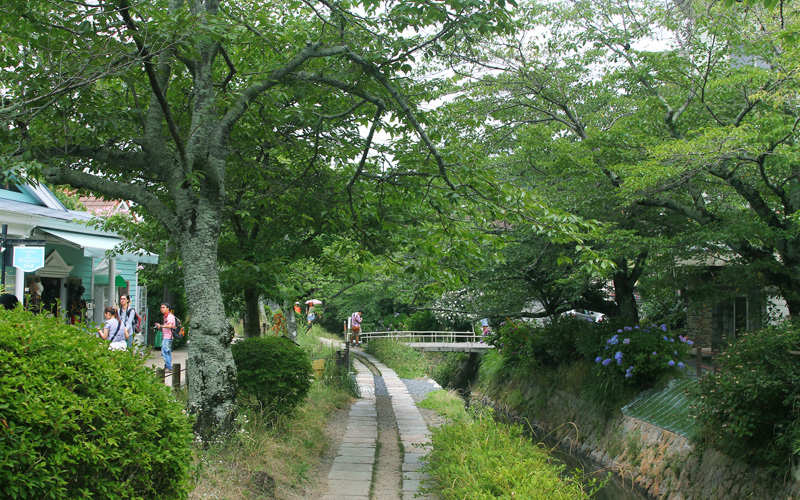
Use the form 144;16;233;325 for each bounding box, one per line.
498;413;649;499
547;442;649;500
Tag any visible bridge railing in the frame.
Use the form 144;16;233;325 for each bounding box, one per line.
360;330;481;344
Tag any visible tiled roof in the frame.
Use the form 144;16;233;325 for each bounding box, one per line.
78;195;130;216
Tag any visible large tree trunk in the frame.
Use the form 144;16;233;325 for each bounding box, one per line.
242;288;262;338
180;209;237;440
613;255;645;323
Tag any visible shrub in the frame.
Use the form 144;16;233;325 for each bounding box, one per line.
404;309;444;331
587;323;692;386
485;317;593;368
231;336;312;415
693;320;800;472
270;311;288;336
0;307;193;500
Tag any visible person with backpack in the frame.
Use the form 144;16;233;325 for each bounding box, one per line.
97;306;126;351
155;302;176;373
118;294;140;349
350;310;363;347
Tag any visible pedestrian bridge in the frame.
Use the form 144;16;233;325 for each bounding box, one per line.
359;330;492;352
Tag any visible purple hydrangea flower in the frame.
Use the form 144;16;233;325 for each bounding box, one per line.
617;329;623;333
623;338;631;344
595;356;602;363
652;351;657;356
661;324;668;331
625;366;634;378
677;362;685;369
615;351;624;364
623;326;633;331
602;358;612;366
668;360;675;367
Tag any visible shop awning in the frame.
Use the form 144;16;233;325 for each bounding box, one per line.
93;274;128;287
38;228;159;264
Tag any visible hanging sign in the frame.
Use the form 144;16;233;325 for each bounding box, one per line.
13;246;45;273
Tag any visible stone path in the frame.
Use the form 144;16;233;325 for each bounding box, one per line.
321;348;433;500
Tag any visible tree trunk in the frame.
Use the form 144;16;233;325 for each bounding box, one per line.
613;259;641;323
242;288;262;338
180;216;237;440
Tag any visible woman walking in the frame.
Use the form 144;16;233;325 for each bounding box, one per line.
97;306;127;351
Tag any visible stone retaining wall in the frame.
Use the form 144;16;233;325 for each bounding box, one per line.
474;386;800;500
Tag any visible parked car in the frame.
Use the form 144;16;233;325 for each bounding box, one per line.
564;309;606;322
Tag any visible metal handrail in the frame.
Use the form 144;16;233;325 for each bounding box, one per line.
360;330;480;343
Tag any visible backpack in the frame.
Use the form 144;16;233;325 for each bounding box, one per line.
172;316;185;339
125;308;142;334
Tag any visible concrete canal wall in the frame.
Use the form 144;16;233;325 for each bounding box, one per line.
473;386;800;500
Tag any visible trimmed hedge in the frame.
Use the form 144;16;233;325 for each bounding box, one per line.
0;306;193;499
231;336;312;415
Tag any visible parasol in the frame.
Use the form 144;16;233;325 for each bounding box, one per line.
305;299;322;305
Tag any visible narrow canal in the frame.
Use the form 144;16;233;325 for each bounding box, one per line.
548;443;649;500
407;374;649;499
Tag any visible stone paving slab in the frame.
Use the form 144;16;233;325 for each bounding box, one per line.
336;446;376;457
331;462;373;472
327;479;371;496
322;358;377;499
328;469;373;481
358;351;433;500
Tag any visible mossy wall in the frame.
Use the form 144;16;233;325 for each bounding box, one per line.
473;378;800;500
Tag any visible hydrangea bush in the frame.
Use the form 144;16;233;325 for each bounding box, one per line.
588;324;692;385
487;316;692;387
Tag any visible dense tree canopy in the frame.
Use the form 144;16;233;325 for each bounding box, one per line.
0;0;520;438
428;0;800;321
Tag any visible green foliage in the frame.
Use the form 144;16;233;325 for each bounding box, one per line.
192;378;353;499
486;317;692;410
363;338;429;378
585;322;692;387
405;310;444;331
427;352;469;388
417;389;468;422
486;317;594;368
422;405;601;499
231;337;312;415
693;320;800;472
0;307;193;500
296;327;361;399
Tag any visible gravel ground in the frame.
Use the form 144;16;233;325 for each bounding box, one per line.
372;375;443;400
402;377;443;402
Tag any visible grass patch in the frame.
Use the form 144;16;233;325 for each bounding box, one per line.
363;338;429;378
190;327;354;499
420;400;603;500
417;390;469;423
